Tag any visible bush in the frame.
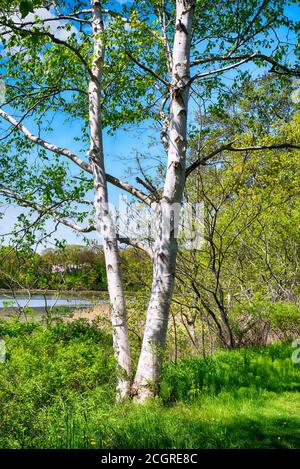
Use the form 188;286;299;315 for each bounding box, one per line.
0;319;116;448
231;300;300;346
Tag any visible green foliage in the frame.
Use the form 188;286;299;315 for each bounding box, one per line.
0;319;116;448
177;78;300;348
232;300;300;343
0;244;150;292
19;0;33;18
47;319;112;344
0;318;39;337
161;342;300;402
0;319;299;448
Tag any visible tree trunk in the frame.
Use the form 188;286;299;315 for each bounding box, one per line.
88;0;131;400
133;0;195;402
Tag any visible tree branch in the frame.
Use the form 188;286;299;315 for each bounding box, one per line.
0;187;95;233
186;140;300;177
102;9;129;23
125;50;170;88
12;16;91;26
185;141;237;176
1;20;97;83
117;236;153;258
0;108;151;204
229;143;300;152
106;174;152;205
190;53;300;77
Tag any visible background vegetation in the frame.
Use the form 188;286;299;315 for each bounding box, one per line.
0;244;149;292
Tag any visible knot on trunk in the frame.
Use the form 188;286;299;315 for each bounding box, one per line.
176;19;188;34
180;0;196;11
174;135;187;151
171;72;189;92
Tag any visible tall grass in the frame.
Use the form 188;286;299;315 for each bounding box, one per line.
0;318;299;448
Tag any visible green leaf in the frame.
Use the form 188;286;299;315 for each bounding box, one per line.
19;0;34;18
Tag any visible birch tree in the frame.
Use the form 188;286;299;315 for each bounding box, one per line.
0;0;299;401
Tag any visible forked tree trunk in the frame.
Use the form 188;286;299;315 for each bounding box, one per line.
88;1;131;400
133;0;195;401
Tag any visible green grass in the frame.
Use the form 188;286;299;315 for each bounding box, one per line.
0;318;299;449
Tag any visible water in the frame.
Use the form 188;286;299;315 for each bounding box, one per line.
0;293;105;309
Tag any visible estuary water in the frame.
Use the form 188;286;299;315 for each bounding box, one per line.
0;293;106;310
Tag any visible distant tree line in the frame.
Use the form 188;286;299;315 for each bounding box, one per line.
0;244;149;292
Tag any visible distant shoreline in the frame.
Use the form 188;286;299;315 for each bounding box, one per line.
0;290;109;316
0;289;109;296
0;302;109;320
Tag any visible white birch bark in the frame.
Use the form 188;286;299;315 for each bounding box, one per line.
133;0;195;401
88;0;131;399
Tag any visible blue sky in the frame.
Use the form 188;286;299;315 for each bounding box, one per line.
0;108;158;249
0;0;155;250
0;0;299;251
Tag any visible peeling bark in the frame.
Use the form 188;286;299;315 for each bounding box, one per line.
133;0;195;402
88;0;131;400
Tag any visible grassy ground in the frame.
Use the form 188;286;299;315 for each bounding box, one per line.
0;318;299;449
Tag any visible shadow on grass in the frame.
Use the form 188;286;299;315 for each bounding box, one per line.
0;321;299;449
40;390;300;449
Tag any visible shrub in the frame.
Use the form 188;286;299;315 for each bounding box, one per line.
231;300;300;346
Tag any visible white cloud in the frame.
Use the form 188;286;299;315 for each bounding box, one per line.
12;7;79;41
0;7;80;60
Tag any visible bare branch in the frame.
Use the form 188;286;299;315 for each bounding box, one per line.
105;174;152;205
117;236;153;258
186;140;300;177
190;54;257;83
135;155;158;195
191;53;300;78
69;9;92;16
186;141;237;176
229;143;300;152
135;176;157;195
125;50;170;88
